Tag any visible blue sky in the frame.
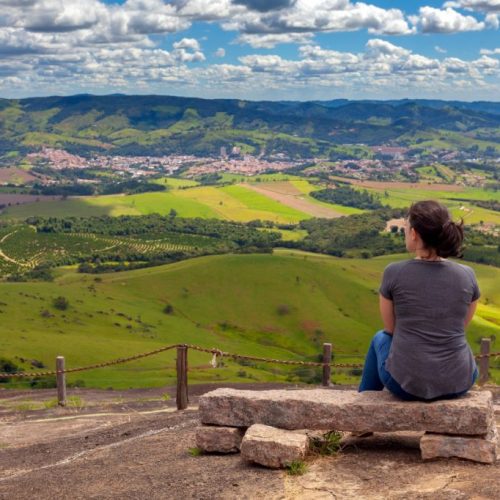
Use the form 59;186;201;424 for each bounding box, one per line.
0;0;499;100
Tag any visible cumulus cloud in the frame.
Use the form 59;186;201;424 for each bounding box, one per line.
23;0;106;33
480;47;500;54
234;38;498;97
0;0;498;99
485;12;500;27
232;0;296;12
172;37;205;62
444;1;500;13
236;32;313;48
2;36;499;99
223;1;414;36
410;7;485;33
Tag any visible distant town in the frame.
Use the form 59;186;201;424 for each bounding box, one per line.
19;144;499;188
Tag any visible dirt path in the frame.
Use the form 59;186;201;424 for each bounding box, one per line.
0;386;498;499
243;183;343;219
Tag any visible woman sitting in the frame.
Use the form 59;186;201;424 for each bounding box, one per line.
359;200;479;401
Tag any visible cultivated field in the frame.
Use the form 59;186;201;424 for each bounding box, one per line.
0;224;221;275
0;167;39;185
0;182;312;223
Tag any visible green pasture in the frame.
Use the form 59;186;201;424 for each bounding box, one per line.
0;250;498;389
153;177;200;189
356;185;500;225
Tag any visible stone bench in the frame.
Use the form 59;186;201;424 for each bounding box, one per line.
196;388;498;466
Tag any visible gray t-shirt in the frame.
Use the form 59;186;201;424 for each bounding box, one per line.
380;259;479;399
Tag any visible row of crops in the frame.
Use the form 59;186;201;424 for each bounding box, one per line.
0;224;226;276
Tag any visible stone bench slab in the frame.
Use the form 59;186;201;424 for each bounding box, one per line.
199;388;493;436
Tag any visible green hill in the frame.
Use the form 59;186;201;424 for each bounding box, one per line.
1;250;498;389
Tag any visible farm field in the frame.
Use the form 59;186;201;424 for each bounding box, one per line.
0;224;225;275
339;179;500;225
243;181;361;218
1;250;498;389
0;182;312;223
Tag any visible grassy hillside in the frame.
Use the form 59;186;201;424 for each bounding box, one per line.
1;250;498;389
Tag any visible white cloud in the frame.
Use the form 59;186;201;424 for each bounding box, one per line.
223;1;414;37
485;12;500;27
236;32;313;48
435;45;447;53
444;1;500;13
173;37;201;51
0;0;498;99
410;7;485;33
172;37;205;62
480;47;500;54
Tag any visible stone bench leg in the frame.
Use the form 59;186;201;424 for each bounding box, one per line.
420;426;498;464
196;425;245;454
241;424;309;469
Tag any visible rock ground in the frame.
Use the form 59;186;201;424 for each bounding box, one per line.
0;385;499;500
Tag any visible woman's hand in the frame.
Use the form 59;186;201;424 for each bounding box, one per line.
465;300;478;327
379;294;395;335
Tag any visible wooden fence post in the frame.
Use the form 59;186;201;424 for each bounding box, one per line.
478;338;491;386
56;356;66;406
176;345;188;410
322;343;332;387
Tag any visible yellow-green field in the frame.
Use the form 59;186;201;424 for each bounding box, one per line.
3;177;497;225
1;182;312;223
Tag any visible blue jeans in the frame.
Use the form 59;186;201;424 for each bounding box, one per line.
358;330;478;401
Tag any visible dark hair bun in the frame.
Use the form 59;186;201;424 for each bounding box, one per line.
408;201;464;258
438;220;464;258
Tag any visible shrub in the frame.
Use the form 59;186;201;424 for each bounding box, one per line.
163;304;174;315
52;296;69;311
30;376;57;388
0;358;19;383
276;304;291;316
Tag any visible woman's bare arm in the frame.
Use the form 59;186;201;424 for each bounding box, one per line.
379;294;395;335
465;300;478;327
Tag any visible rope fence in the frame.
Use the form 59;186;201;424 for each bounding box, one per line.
0;339;497;409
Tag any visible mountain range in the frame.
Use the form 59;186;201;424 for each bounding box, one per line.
0;94;499;159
